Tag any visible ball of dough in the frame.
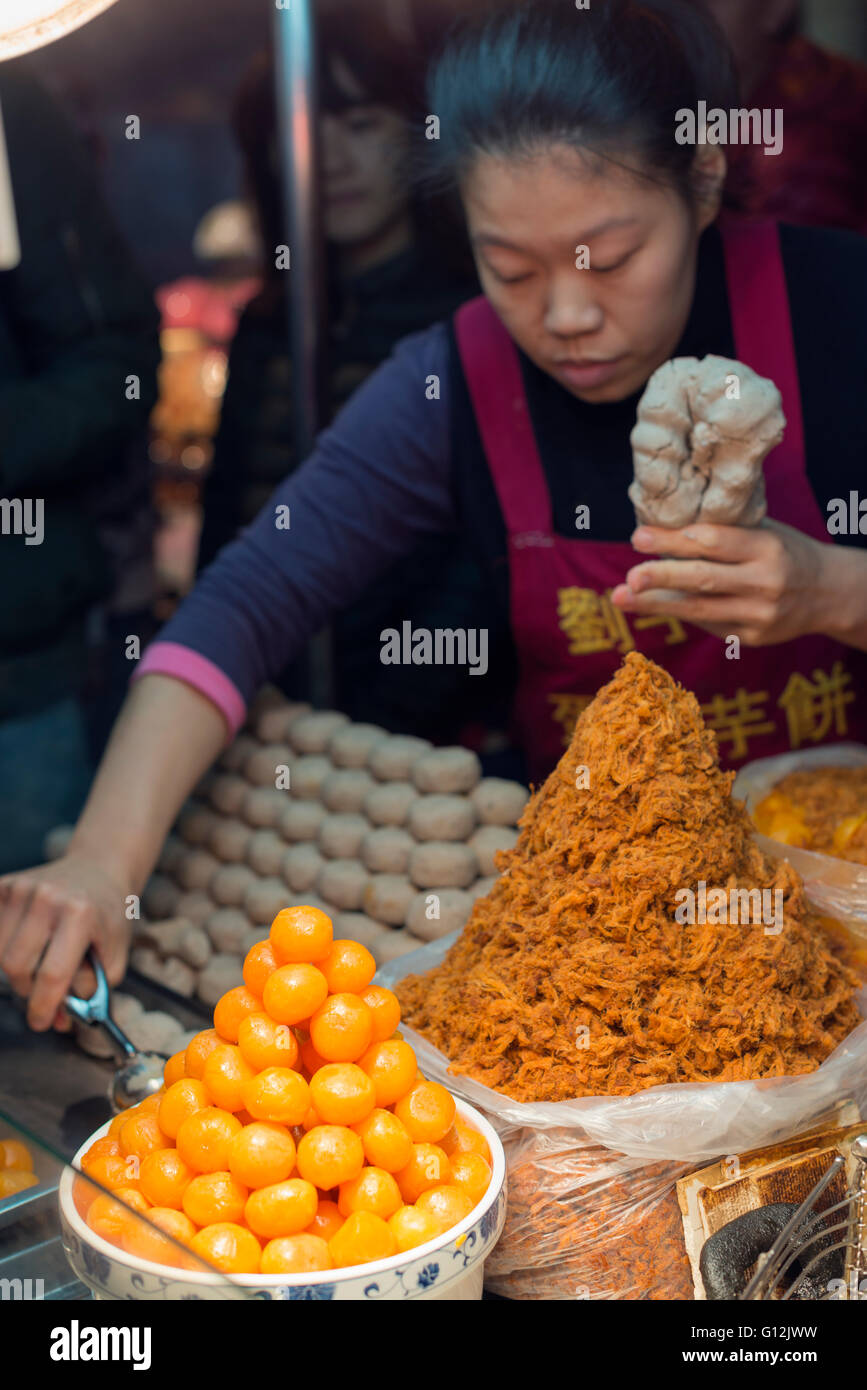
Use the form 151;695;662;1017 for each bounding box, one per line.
175;850;220;894
256;700;311;744
177;802;219;847
130;945;162;981
280;801;328;844
409;842;477;890
318;860;370;912
371;929;425;966
329;723;388;769
209;818;253;864
159;956;197;997
211;863;257;907
407;795;476;843
157;834;186;875
142;874;180;920
207;774;248;816
290;756;333;801
197;955;244;1008
405;888;473;941
282;844;326;893
175;926;211;970
206;908;251;954
111;993;145;1029
241;787;287;830
322;769;375;814
247;830;288;877
361;827;415;874
126;1011;186;1056
243;877;290;927
412;747;482;795
368;736;432;783
468;875;498;901
470;778;530;827
290;711;350;754
364;782;418;828
468;826;519;876
43;824;74;860
219;732;260;775
332;913;389;951
245;743;293;788
75;1019;115;1058
318;813;370;860
363;874;416;927
174;891;215;926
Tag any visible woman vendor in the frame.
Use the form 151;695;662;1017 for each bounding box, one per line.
3;0;867;1029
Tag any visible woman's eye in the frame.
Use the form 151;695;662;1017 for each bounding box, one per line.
347;114;379;134
490;269;533;285
593;255;633;274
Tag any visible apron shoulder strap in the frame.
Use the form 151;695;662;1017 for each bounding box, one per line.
718;215;806;469
454;296;552;534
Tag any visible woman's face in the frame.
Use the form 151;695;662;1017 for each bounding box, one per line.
462;145;719;403
321;60;411;250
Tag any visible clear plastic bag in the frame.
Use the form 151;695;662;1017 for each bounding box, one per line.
733;744;867;938
379;939;867;1300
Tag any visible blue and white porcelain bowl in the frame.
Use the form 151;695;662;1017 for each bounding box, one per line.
59;1097;506;1301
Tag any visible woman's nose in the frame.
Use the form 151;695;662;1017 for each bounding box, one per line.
543;275;604;339
321;117;352;177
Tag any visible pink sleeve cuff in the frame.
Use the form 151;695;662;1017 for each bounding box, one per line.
132;642;247;742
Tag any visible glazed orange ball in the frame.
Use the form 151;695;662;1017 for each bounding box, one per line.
0;1169;38;1198
119;1111;169;1162
87;1188;150;1245
139;1148;194;1209
241;1067;310;1126
318;940;376;995
80;1150;136;1193
416;1184;474;1234
214;986;263;1044
1;1139;34;1171
299;1035;328;1076
393;1080;455;1144
184;1029;222;1080
388;1204;442;1253
163;1050;187;1087
81;1135;122;1175
73;1174;99;1220
395;1143;451;1204
270;906;333;964
296;1125;364;1191
358;985;401;1043
261;1234;332;1274
158;1078;210;1140
228;1122;296;1189
353;1109;414;1174
439;1117;491;1162
182;1170;248;1227
328;1210;397;1268
243;938;279;996
306;1199;343;1243
176;1107;242;1173
202;1043;256;1113
136;1092;164;1115
449;1152;493;1206
310;1063;376;1126
121;1207;197;1267
238;1013;299;1072
263;964;328;1027
189;1222;261;1275
338;1167;402;1221
358;1039;418;1108
245;1178;318;1239
310;993;373;1063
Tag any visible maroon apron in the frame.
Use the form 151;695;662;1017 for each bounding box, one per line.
455;218;867;783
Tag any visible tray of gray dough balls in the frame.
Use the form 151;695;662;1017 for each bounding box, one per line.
44;686;530;1026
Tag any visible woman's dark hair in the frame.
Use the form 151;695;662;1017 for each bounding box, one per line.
424;0;740;203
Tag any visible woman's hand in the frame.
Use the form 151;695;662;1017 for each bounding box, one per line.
611;519;867;648
0;855;133;1033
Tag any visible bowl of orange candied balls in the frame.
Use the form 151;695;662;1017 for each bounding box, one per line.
59;906;506;1300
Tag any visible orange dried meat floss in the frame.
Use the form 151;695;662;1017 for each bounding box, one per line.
398;653;859;1100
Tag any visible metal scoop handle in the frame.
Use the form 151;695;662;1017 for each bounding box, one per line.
64;950;136;1058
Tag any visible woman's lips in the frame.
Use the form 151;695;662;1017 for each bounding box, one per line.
554;356;625;389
